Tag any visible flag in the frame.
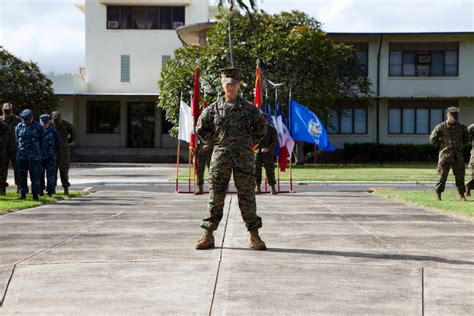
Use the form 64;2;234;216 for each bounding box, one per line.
273;103;294;172
178;100;192;143
190;67;200;149
253;62;263;109
289;100;335;151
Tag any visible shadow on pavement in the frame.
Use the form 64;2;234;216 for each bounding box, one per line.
223;247;474;266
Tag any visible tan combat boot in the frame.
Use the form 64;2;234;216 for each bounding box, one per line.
0;187;6;196
194;185;203;195
255;185;262;194
270;185;277;195
436;192;442;201
249;230;266;250
195;230;215;250
459;193;467;202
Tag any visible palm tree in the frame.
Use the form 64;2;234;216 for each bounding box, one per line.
217;0;257;13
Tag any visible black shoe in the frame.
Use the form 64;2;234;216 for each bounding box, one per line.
33;194;39;201
19;194;26;200
47;192;53;197
39;191;44;196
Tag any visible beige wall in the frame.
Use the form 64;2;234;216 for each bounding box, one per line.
85;0;209;94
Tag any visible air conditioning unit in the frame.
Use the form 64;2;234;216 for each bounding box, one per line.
417;65;430;76
418;55;431;64
173;21;184;29
108;21;119;29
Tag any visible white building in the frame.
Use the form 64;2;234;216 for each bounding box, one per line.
52;0;212;161
52;2;474;161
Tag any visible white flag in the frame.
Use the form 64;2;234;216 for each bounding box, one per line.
178;100;192;143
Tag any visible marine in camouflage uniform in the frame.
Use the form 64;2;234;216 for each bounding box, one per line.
194;139;213;195
16;109;43;200
466;124;474;196
430;107;469;201
39;114;61;196
51;111;76;195
0;119;8;195
0;103;22;192
255;122;278;195
195;68;267;250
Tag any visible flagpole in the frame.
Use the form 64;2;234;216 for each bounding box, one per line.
175;140;181;193
289;88;293;192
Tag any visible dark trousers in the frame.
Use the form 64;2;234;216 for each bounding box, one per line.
41;157;58;194
17;157;42;196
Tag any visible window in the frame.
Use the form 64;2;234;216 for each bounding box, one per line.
121;55;130;82
87;101;121;134
388;107;446;134
161;110;173;134
107;6;185;30
388;42;459;77
328;107;367;134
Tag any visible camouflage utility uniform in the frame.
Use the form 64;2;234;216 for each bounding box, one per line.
16;111;43;198
0;121;7;193
52;114;76;190
0;113;21;189
40;119;61;196
430;121;469;195
196;97;267;232
466;124;474;194
195;139;213;187
256;124;277;187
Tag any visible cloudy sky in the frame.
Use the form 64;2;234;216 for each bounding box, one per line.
1;0;473;74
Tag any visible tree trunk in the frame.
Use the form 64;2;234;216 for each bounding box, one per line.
294;141;305;165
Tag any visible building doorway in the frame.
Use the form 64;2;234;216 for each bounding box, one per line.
127;102;156;147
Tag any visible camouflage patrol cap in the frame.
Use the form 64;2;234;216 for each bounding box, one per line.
2;103;12;110
52;111;61;119
220;68;241;84
19;108;32;120
39;114;50;126
447;106;460;114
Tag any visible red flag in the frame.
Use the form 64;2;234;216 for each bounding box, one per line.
253;63;263;109
190;67;200;149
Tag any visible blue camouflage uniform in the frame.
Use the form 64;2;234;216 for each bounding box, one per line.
39;114;61;196
16;109;43;199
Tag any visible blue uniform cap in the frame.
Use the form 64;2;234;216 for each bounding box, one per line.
19;108;33;121
40;114;50;126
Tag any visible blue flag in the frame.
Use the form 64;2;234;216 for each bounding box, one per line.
290;100;335;151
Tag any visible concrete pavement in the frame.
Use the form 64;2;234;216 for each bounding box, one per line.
0;188;473;314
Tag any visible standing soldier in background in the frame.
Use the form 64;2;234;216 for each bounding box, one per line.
16;109;43;200
194;139;213;195
51;111;76;196
195;68;267;250
466;124;474;197
1;103;22;193
255;117;278;195
0;119;7;195
40;114;61;196
430;107;469;201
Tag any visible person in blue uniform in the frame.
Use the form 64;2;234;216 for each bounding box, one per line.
16;109;43;200
39;114;61;196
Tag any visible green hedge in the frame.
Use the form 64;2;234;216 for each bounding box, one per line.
343;143;471;163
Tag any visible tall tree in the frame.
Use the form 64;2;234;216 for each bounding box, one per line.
0;49;58;116
159;10;371;162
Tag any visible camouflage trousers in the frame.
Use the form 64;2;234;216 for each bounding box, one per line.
435;159;466;195
0;147;19;188
466;155;474;191
41;157;58;195
201;149;262;232
255;152;276;186
57;148;71;188
17;157;42;196
0;147;5;188
196;150;211;186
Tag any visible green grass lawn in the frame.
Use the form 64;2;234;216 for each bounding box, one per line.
374;188;474;219
178;163;460;182
0;191;86;215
